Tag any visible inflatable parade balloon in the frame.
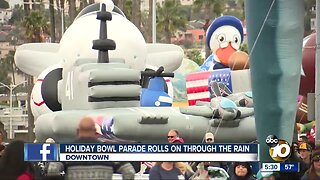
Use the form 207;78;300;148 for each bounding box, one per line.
246;0;304;162
14;1;257;143
15;0;304;149
296;33;316;123
200;16;249;71
188;16;251;106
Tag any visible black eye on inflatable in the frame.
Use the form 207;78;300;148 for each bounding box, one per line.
41;68;62;111
31;65;62;119
217;34;226;43
234;36;239;43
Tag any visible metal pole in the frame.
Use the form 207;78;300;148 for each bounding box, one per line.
152;0;156;43
9;85;12;139
61;7;64;35
315;0;320;146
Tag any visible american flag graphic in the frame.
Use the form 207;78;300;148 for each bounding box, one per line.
186;69;232;106
142;162;154;168
186;71;212;106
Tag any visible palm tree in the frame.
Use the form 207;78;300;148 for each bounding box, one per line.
21;10;48;142
0;51;12;94
80;0;88;10
49;0;56;42
123;0;132;21
194;0;224;58
117;0;125;11
68;0;77;22
22;11;49;42
0;59;10;94
2;50;25;106
23;0;30;16
55;0;62;39
3;51;16;85
60;0;65;33
131;0;141;31
156;0;187;43
31;0;41;10
237;0;245;19
146;0;153;43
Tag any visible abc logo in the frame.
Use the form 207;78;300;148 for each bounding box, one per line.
266;135;291;162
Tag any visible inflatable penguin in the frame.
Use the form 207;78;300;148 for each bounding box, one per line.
200;16;245;71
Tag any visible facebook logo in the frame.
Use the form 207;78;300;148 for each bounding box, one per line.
24;143;57;161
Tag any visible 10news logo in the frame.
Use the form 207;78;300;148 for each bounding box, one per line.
266;135;291;162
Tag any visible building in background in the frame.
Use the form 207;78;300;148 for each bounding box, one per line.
0;8;12;23
141;0;195;11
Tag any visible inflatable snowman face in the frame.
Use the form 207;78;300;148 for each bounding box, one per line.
58;4;147;71
209;25;242;53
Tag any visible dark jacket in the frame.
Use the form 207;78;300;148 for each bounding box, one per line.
230;175;256;180
149;164;183;180
301;173;320;180
229;162;256;180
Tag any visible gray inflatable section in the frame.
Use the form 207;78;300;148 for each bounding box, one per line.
89;85;141;98
60;61;141;110
14;43;61;76
35;107;256;143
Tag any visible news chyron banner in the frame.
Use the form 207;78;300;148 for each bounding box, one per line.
24;143;259;162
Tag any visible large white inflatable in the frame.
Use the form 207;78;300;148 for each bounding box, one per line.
14;1;256;143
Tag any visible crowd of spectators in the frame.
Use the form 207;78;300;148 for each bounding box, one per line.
0;118;319;180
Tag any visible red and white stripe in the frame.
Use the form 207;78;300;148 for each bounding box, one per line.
143;162;154;168
164;77;173;98
186;71;211;105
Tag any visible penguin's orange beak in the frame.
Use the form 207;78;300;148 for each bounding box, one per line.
216;42;237;66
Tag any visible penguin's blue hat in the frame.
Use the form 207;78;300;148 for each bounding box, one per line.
206;16;244;50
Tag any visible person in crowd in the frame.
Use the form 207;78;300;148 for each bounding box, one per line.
301;150;320;180
46;117;136;180
149;162;184;180
203;132;225;169
167;129;181;143
191;132;227;172
256;170;278;180
144;129;184;174
0;140;35;180
175;162;194;180
308;140;316;150
0;132;7;146
298;142;312;174
229;162;256;180
172;137;185;143
190;162;210;180
0;132;3;145
204;132;214;143
45;138;55;143
298;135;308;143
0;144;5;158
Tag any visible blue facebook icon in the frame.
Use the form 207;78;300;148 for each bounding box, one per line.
24;143;57;161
